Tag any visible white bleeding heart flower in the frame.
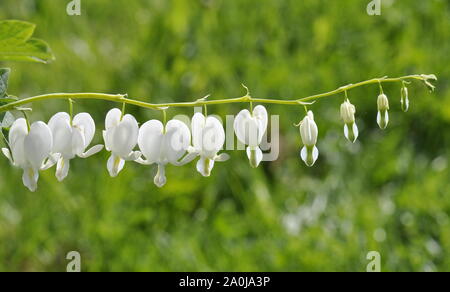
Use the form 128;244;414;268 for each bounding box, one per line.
299;111;319;167
234;105;268;168
340;99;359;143
48;112;104;181
103;108;141;177
377;93;389;130
136;119;191;188
183;112;229;177
2;118;54;192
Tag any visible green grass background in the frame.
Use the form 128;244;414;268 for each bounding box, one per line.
0;0;449;271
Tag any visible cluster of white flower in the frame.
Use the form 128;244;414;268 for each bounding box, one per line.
2;106;263;191
1;90;400;191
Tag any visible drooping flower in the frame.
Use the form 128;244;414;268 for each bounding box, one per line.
103;108;140;177
400;86;409;112
299;111;319;167
186;112;229;177
234;105;268;168
1;118;54;191
48;112;104;181
136;119;191;188
340;99;359;143
377;93;390;130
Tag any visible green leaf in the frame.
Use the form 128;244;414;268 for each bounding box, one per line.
0;111;15;128
0;20;35;45
0;20;55;64
0;97;18;105
0;68;10;98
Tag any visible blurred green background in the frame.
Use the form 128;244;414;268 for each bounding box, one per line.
0;0;449;272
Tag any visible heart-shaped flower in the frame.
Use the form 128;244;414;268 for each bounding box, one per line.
2;118;54;191
234;105;268;167
299;111;319;167
340;99;359;143
136;119;191;187
182;112;229;177
48;112;104;181
377;93;389;130
103;108;141;177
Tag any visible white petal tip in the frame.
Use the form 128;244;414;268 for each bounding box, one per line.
154;165;167;188
246;147;263;168
300;146;319;167
80;145;104;158
196;157;214;177
22;168;39;192
344;123;359;143
377;111;389;130
214;153;230;162
107;155;125;177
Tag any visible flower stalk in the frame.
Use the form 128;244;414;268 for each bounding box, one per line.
0;74;437;114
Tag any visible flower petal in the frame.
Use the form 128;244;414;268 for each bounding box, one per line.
107;154;125;177
299;112;318;147
234;109;252;145
8;118;28;167
196;156;215;177
79;144;104;158
253;105;268;144
377;110;389;130
48;112;73;156
24;122;52;170
191;112;206;150
138;120;164;164
22;167;39;192
153;164;167;188
165;119;190;164
73;112;96;147
214;153;230;162
105;108;122;130
71;126;86;157
344;123;359;143
246;146;263;168
111;114;139;158
41;153;61;170
124;151;141;161
300;145;319;167
202;116;225;158
175;152;198;166
55;156;70;182
135;157;152;165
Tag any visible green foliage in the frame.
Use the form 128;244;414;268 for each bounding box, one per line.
0;68;11;131
0;20;55;64
0;111;14;128
0;68;9;98
0;0;449;272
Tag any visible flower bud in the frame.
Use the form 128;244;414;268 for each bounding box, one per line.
400;86;409;112
340;99;356;124
340;100;358;143
377;93;389;130
299;111;319;167
300;111;317;147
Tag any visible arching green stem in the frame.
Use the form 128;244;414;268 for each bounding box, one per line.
0;74;436;114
